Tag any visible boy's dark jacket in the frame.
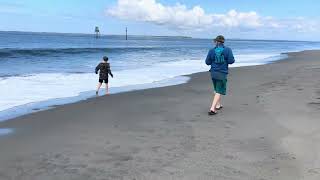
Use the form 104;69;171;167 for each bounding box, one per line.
95;62;113;80
205;44;235;75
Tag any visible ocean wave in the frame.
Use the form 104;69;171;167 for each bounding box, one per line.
0;59;205;112
0;47;161;58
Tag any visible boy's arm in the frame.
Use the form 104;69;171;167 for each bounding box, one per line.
227;48;235;64
108;65;114;78
95;64;100;74
205;50;213;65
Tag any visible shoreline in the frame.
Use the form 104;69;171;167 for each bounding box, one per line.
0;50;320;179
0;51;290;123
0;76;189;122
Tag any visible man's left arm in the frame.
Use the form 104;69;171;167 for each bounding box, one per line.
227;48;235;64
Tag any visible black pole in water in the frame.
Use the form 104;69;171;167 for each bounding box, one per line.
125;27;127;40
94;26;100;39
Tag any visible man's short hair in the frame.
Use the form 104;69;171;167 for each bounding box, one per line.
103;56;108;61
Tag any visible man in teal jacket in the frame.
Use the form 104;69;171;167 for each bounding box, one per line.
205;35;235;115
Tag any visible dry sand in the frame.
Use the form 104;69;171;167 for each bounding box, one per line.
0;50;320;180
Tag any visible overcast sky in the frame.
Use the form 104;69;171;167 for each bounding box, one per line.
0;0;320;40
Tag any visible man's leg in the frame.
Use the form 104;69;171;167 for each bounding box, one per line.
216;99;222;109
210;93;221;112
215;79;226;109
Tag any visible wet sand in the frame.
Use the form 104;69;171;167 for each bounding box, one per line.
0;50;320;180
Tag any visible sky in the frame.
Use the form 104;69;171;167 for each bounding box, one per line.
0;0;320;40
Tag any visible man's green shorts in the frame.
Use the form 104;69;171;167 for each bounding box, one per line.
212;79;227;95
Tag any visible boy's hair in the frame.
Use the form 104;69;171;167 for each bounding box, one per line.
103;56;108;61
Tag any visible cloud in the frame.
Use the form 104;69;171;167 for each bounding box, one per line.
107;0;320;34
107;0;210;30
107;0;262;30
212;10;262;29
0;2;25;14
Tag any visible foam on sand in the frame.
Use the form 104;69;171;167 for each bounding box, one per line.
0;129;12;136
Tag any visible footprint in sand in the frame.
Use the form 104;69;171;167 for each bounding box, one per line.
225;154;237;160
308;102;320;109
190;119;198;122
308;168;320;175
270;153;296;161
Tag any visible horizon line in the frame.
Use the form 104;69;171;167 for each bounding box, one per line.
0;30;318;43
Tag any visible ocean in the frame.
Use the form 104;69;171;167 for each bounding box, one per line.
1;31;320;121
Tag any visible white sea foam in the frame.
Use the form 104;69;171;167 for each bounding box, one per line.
0;129;12;135
0;52;282;113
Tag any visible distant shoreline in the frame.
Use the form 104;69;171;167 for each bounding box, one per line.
0;30;192;39
1;30;319;42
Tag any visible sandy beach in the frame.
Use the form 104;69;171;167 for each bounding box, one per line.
0;50;320;180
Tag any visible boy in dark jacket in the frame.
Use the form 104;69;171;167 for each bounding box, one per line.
95;56;113;95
